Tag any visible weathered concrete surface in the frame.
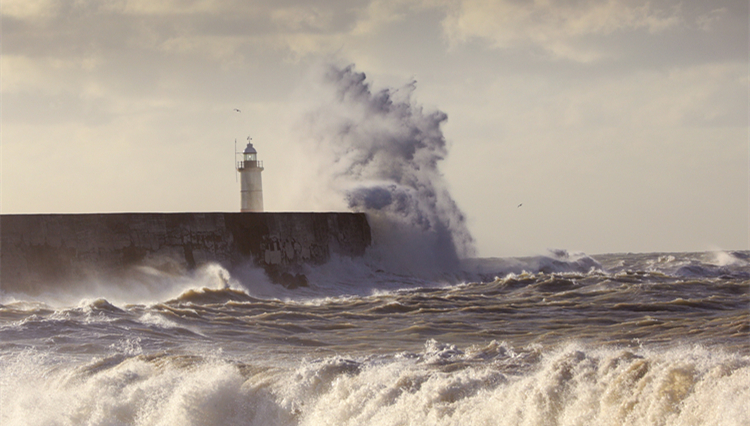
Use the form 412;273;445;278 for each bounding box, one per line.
0;213;371;290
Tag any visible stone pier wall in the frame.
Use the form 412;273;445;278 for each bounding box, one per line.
0;213;371;290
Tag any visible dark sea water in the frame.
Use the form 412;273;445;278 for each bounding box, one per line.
1;250;748;425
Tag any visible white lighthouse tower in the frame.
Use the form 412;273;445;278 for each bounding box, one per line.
237;138;264;212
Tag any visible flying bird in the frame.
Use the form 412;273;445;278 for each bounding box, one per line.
517;203;523;208
234;108;241;113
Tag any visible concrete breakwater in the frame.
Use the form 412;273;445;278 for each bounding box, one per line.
0;213;371;290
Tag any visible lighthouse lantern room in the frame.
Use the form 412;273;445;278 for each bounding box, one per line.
237;139;264;212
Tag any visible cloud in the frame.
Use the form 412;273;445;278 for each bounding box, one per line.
270;6;337;31
351;0;423;35
110;0;226;16
4;0;744;67
1;0;59;20
440;0;682;61
2;0;368;68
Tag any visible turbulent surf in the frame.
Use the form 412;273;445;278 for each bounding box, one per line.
1;250;748;425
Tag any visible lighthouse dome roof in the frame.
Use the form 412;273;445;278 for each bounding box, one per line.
243;142;257;154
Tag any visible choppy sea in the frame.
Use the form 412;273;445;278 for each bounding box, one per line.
1;250;748;425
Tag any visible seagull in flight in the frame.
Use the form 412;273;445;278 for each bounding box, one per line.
517;203;523;208
234;108;241;113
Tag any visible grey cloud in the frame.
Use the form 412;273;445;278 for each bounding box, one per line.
1;0;367;59
439;0;747;66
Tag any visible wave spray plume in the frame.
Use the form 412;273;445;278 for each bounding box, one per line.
301;64;475;273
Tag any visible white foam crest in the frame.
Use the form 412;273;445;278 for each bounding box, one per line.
0;353;295;426
277;342;750;426
108;337;145;357
0;298;54;312
459;249;604;283
711;250;749;267
1;343;747;425
138;312;182;330
2;262;251;309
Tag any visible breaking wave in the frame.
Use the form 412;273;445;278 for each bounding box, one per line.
298;64;474;274
2;341;747;426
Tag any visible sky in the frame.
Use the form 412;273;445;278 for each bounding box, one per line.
2;0;748;257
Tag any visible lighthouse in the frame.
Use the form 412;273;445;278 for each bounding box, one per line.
237;139;264;212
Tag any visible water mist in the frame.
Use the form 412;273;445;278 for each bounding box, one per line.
299;64;475;273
